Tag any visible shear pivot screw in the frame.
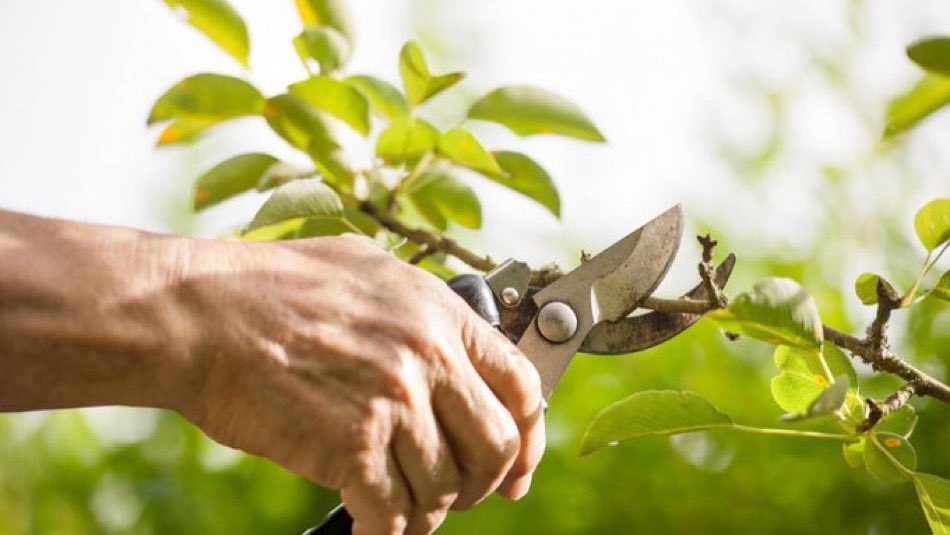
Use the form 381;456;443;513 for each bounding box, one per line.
537;301;577;343
500;286;520;306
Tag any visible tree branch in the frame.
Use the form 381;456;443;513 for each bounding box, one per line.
858;382;918;433
356;199;950;405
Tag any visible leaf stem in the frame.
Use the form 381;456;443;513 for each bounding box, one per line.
731;424;855;442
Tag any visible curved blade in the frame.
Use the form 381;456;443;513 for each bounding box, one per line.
518;205;683;398
580;253;736;355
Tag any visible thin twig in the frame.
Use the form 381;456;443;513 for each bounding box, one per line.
859;382;918;432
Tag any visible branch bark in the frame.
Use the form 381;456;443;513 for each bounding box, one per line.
354;200;950;405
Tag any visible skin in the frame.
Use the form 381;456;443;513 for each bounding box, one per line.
0;210;545;535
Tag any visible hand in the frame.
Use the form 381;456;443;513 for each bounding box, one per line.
178;236;546;535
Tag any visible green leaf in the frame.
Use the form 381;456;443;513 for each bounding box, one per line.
246;179;343;232
580;390;733;456
912;472;950;534
707;278;824;349
908;37;950;76
408;165;482;230
375;118;440;165
933;270;950;302
884;74;950;137
398;41;465;106
854;273;883;305
490;151;560;218
148;74;264;145
770;345;857;416
292;27;350;74
914;198;950;251
193;153;279;210
842;439;865;468
436;128;503;177
468;85;606;142
263;94;337;152
876;405;918;439
345;75;409;119
163;0;249;66
295;215;366;237
288;76;370;136
294;0;354;43
240;218;306;241
865;432;917;483
780;375;849;422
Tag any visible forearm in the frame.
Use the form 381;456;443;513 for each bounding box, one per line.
0;210;199;412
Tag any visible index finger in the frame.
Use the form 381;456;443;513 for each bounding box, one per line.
459;312;546;500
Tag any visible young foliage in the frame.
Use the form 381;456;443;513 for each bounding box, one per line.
194;153;279;210
468;86;607;141
246;178;343;232
707;278;823;349
914;198;950;252
398;41;465;106
580;391;733;455
163;0;249;66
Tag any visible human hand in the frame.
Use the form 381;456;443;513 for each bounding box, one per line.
177;236;545;534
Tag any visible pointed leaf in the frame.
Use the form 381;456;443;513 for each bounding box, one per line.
865;432;917;483
490;151;560;218
263;94;338;152
375;118;439;164
345;75;409;119
292;27;350;74
408;165;482;230
580;390;734;455
148;74;264;144
398;41;464;106
914;198;950;251
708;278;824;349
193;153;279;210
885;74;950;137
247;178;343;232
163;0;249;66
912;472;950;534
468;85;605;142
289;76;370;136
436;128;502;177
294;0;354;43
908;37;950;76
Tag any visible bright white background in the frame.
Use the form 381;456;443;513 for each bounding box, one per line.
0;0;947;285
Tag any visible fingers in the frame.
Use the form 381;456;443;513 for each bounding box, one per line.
341;447;411;535
432;359;520;510
459;314;546;500
392;405;460;534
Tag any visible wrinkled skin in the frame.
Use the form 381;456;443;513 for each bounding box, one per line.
0;210;545;535
183;237;546;534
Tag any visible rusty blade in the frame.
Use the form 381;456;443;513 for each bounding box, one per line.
580;253;736;355
518;205;683;398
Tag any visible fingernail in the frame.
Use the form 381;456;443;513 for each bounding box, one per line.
509;473;533;500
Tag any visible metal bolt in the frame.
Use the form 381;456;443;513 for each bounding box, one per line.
536;301;578;343
500;286;520;306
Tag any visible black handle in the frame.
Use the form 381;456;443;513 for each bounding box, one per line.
303;275;500;535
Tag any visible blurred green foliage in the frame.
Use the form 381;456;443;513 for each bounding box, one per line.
1;0;949;533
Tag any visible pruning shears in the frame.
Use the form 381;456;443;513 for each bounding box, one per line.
305;204;735;534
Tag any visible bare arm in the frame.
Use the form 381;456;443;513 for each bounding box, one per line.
0;210;545;535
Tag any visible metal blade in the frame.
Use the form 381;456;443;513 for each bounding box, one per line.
517;205;683;398
580;253;736;354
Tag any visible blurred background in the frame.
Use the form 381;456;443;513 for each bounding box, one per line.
0;0;948;533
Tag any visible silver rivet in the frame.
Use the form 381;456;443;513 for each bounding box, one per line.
536;301;577;343
501;286;520;306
